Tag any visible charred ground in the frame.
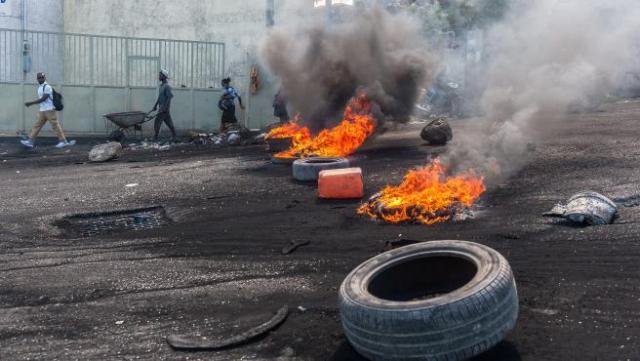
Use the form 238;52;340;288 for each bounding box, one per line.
1;100;640;360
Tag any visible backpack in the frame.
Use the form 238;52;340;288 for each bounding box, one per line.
42;84;64;111
52;88;64;111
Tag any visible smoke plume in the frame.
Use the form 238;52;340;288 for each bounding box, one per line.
260;6;432;131
443;0;640;185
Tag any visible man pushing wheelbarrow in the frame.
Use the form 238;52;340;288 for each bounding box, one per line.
104;69;176;143
151;69;177;143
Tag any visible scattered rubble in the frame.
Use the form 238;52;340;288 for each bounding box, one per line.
186;126;261;147
121;127;264;152
544;191;618;225
127;141;177;151
88;142;123;163
167;305;289;351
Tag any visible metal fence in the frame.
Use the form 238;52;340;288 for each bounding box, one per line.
0;28;228;134
0;28;225;89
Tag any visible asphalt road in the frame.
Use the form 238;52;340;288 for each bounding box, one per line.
1;100;640;360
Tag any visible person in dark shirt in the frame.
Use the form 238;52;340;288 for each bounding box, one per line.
273;88;289;123
218;77;244;132
152;69;177;142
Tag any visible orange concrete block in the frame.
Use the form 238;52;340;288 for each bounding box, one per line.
318;167;364;199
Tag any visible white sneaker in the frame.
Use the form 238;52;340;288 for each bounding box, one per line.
55;140;76;148
20;139;34;148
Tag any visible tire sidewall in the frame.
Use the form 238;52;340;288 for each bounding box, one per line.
292;157;350;181
340;240;507;311
339;240;518;361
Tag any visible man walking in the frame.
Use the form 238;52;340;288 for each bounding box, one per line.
21;72;75;148
152;69;177;142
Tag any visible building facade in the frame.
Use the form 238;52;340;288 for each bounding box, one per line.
0;0;316;134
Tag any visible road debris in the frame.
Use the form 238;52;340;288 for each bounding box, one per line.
530;308;560;316
167;305;289;351
420;117;453;145
544;191;617;225
281;240;310;255
125;183;139;188
358;160;484;225
89;142;123;162
613;194;640;208
266;137;293;153
381;238;422;252
318;167;364;199
339;241;518;361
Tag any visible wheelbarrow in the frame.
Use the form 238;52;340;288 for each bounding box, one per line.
103;110;157;142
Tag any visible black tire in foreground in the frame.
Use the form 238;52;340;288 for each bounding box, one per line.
339;240;518;361
292;157;350;181
420;118;453;145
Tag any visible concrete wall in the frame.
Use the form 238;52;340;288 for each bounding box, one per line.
0;0;63;32
62;0;316;129
1;83;224;135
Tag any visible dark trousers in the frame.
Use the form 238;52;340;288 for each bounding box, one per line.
154;111;176;140
220;106;238;132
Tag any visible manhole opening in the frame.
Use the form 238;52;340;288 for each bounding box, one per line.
55;206;171;237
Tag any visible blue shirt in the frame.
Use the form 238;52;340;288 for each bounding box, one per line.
223;86;240;100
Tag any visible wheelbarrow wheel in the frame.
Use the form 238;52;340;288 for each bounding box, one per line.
108;129;126;143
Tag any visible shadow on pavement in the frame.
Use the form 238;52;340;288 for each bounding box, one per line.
328;339;522;361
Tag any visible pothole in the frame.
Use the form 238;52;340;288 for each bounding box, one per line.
55;206;171;237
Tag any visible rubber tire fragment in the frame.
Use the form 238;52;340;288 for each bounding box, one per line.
167;305;289;351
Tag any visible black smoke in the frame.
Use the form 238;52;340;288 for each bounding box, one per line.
261;6;432;132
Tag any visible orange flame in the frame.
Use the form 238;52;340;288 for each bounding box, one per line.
266;94;376;158
357;159;485;225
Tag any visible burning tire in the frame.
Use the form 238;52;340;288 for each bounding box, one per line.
421;118;453;145
266;137;293;153
271;155;297;165
292;157;350;181
339;240;518;361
